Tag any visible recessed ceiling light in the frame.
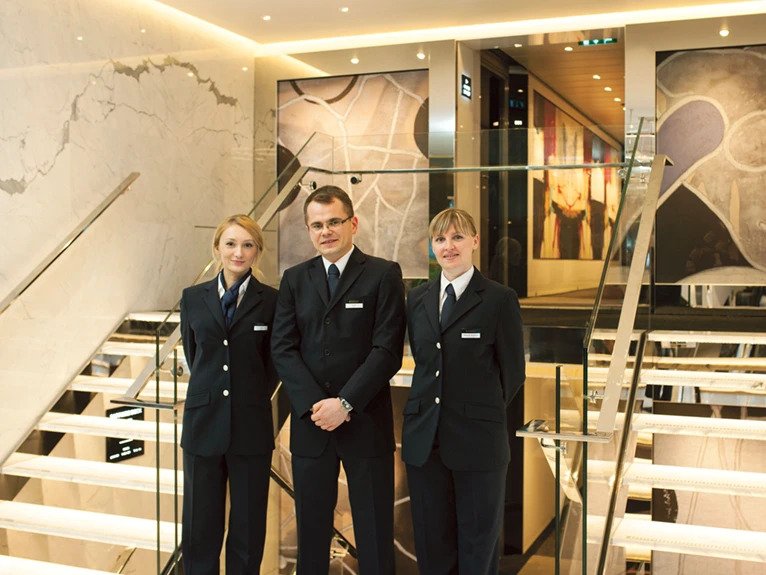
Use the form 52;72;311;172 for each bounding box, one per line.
340;6;349;12
262;15;271;21
719;27;730;37
350;57;359;64
492;121;500;127
514;43;523;48
242;66;249;72
416;51;426;60
604;86;613;92
76;35;83;41
517;88;524;93
592;74;601;80
613;97;621;102
140;28;146;34
187;71;194;77
514;120;523;126
623;106;626;111
564;46;573;52
493;45;500;49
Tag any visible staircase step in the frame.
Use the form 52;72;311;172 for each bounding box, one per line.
588;514;766;563
98;341;183;358
588;367;766;392
1;453;183;495
70;375;188;400
0;556;117;575
0;500;179;552
591;329;766;346
587;353;766;369
126;311;180;323
37;413;181;443
589;461;766;498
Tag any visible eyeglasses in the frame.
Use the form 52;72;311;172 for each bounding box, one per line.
307;216;353;233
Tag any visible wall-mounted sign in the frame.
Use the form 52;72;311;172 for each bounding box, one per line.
579;38;618;46
460;74;472;99
105;405;145;463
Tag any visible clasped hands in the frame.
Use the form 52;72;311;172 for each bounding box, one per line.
310;398;351;431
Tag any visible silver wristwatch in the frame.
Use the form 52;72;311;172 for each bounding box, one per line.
339;397;353;413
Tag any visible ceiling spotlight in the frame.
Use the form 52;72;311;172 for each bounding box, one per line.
564;46;573;52
350;57;359;64
592;74;601;80
242;66;249;72
517;88;524;93
604;86;613;92
76;35;84;41
514;43;523;48
614;97;621;102
416;51;426;60
140;28;146;34
340;6;349;12
492;121;500;127
514;120;523;126
187;71;194;77
262;15;271;21
719;27;730;37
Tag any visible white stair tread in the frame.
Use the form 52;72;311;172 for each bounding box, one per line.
589;461;766;497
588;367;766;391
0;555;117;575
591;329;766;345
1;454;183;495
126;311;180;323
70;374;188;399
37;413;181;443
633;413;766;440
99;341;183;358
588;515;766;563
0;501;179;552
587;353;766;369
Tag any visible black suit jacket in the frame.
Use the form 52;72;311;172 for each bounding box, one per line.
271;247;406;458
402;268;525;471
180;276;278;457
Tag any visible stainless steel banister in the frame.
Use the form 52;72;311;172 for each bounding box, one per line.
0;172;140;314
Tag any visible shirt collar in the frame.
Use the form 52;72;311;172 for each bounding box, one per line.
440;266;474;301
322;245;355;277
217;273;252;299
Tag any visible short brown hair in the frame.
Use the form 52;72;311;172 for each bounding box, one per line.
428;208;478;239
303;185;354;222
212;214;265;270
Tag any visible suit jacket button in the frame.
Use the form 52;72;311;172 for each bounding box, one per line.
435;370;440;377
324;349;331;356
324;318;331;325
223;339;228;346
434;397;440;404
436;342;441;349
223;389;230;397
324;382;331;389
223;364;229;372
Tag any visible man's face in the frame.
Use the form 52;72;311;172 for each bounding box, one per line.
305;198;358;262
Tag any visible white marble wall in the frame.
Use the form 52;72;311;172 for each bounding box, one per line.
0;0;255;463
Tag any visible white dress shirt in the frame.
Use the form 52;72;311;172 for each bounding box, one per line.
322;245;355;277
439;266;474;316
217;273;251;307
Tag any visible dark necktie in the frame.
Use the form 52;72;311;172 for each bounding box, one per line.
220;272;250;328
440;283;456;328
327;264;340;299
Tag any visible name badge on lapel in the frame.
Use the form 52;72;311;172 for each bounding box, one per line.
345;301;363;309
253;324;269;332
461;330;481;339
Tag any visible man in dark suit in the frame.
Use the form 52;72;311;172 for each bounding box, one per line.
402;208;525;575
271;186;406;575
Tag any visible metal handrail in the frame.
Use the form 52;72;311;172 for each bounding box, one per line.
0;172;140;314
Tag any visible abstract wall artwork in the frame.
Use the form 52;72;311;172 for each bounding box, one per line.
531;92;622;260
277;70;429;277
655;45;766;284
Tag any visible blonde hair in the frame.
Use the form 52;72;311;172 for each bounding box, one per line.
428;208;478;239
212;214;265;273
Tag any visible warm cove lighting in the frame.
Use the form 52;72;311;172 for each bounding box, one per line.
252;1;766;55
719;27;730;36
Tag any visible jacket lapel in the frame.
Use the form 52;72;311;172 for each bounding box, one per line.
201;279;226;331
441;268;485;332
423;279;441;335
229;277;263;329
308;257;330;307
328;248;365;309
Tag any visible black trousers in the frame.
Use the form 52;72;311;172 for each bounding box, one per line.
182;450;271;575
292;438;395;575
406;448;507;575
